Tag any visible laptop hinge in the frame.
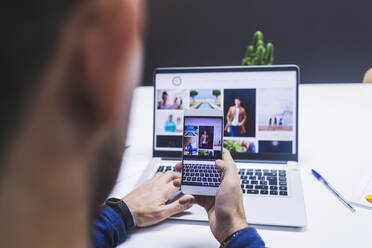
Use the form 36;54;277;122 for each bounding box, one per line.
161;157;182;161
161;157;294;164
234;159;288;164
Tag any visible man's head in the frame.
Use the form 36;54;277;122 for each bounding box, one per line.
168;114;173;121
162;91;168;101
204;130;207;135
176;117;181;124
234;97;241;107
1;0;145;216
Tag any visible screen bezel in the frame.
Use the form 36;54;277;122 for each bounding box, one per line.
152;65;299;162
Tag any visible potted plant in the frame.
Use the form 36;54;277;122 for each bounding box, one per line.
241;31;274;66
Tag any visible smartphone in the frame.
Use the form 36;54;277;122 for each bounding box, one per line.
181;109;224;196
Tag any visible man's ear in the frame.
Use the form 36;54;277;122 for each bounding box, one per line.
70;0;141;127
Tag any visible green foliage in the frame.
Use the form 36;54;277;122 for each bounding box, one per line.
212;89;221;99
223;139;242;153
198;149;207;156
190;90;198;102
242;31;274;66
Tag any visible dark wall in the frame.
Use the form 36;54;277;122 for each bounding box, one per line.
142;0;372;84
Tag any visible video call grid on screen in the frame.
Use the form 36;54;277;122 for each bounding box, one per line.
153;67;298;161
183;117;223;160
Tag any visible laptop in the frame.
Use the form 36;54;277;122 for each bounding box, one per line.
137;65;307;228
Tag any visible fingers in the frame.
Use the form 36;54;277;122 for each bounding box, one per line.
173;178;181;188
153;172;163;179
161;170;180;183
215;159;234;177
194;195;215;211
173;162;183;187
175;162;182;172
164;194;194;216
215;159;225;172
151;171;182;196
157;164;182;188
153;170;180;181
215;149;233;171
222;148;234;162
220;149;237;172
178;194;195;205
216;149;239;183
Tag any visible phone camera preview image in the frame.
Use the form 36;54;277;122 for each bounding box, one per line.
181;116;223;195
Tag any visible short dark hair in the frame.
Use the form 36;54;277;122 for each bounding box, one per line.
162;91;168;98
0;1;81;167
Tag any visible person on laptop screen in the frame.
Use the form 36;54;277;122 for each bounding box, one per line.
225;97;248;137
164;114;177;132
0;1;265;248
200;130;210;149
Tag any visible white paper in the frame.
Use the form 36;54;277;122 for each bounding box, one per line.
351;165;372;209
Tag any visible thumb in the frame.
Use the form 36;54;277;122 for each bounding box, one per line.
164;194;194;216
222;148;234;163
215;148;237;177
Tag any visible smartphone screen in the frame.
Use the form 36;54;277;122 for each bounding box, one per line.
181;114;223;194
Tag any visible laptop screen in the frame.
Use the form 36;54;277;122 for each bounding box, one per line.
153;66;298;162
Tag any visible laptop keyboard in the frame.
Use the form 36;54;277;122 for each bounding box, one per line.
239;168;288;196
156;165;288;196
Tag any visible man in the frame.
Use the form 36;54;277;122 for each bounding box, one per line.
158;91;169;109
175;116;183;133
0;1;265;248
169;96;183;109
164;114;176;132
200;130;210;149
225;97;247;137
241;140;256;153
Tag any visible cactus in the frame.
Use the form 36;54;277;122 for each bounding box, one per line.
242;31;274;66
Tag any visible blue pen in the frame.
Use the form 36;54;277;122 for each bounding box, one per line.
311;169;356;213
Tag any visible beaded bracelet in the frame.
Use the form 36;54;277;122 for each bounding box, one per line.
219;228;246;248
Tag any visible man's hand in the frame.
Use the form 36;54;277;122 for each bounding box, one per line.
175;149;248;243
225;123;231;133
123;171;195;227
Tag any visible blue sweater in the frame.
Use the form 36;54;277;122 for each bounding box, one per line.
92;205;266;248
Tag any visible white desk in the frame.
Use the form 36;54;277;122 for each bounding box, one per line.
111;84;372;248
